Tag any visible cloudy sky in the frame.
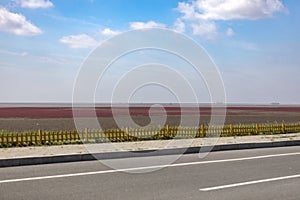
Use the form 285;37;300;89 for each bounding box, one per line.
0;0;299;104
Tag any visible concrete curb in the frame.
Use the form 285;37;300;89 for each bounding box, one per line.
1;140;300;168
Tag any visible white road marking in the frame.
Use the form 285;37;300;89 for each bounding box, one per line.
1;151;300;184
200;174;300;192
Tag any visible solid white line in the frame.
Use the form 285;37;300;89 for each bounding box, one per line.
1;151;300;184
200;174;300;192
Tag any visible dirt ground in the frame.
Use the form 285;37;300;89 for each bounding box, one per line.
0;106;300;131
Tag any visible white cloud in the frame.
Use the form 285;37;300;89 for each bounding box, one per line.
176;2;218;39
0;7;42;36
190;20;217;40
59;34;98;49
176;0;287;39
101;28;121;37
193;0;287;20
173;18;185;33
18;0;53;9
177;2;197;21
130;21;166;30
226;28;235;37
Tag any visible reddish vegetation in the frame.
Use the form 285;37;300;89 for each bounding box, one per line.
0;106;300;118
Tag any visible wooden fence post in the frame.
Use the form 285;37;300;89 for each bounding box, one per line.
282;121;286;134
166;124;169;137
38;129;42;144
229;124;233;136
85;128;89;143
201;125;205;137
256;124;259;134
126;127;129;141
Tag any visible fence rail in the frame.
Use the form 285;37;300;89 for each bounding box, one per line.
1;122;300;147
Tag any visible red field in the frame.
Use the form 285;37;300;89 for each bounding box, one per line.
1;106;300;118
0;106;299;131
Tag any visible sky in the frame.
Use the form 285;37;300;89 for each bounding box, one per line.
0;0;299;104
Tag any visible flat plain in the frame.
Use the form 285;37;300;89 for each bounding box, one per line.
0;104;299;131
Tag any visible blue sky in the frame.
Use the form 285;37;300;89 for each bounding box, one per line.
0;0;299;104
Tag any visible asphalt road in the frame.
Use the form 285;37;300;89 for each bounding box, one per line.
1;146;300;200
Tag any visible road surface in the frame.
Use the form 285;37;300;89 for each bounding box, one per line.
1;146;300;200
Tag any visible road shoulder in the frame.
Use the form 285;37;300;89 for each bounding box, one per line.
1;133;300;167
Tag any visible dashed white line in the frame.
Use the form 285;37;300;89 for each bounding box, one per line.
1;151;300;184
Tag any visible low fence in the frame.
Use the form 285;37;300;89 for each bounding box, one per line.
1;122;300;147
